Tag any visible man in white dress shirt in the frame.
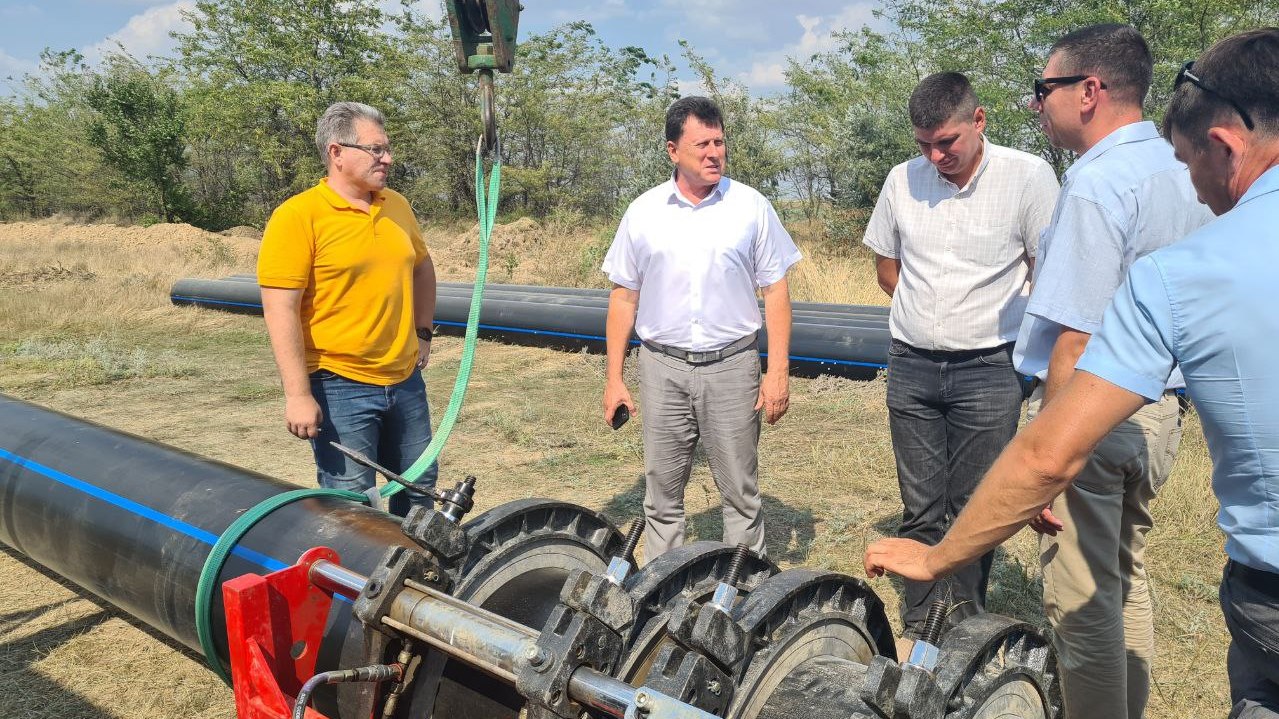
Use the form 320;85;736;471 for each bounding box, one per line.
862;72;1060;639
601;95;802;559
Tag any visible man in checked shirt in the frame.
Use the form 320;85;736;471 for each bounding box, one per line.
862;72;1059;643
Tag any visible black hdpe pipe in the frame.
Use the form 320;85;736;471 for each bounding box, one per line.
0;394;423;717
172;279;890;373
180;278;890;321
218;275;890;318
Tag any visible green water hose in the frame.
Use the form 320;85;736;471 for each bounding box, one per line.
384;145;500;495
193;147;501;682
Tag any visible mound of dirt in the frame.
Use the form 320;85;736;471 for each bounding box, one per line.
220;225;263;240
0;220;261;263
458;216;543;252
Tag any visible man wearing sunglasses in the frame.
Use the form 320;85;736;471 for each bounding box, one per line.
258;101;439;517
1012;24;1213;719
861;72;1059;650
868;25;1276;719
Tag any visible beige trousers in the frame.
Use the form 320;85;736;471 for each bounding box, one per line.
1029;388;1182;719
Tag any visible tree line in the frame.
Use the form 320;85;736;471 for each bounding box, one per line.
0;0;1271;231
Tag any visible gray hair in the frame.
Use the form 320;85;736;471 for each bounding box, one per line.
316;102;385;166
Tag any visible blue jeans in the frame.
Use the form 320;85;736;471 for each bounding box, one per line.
309;368;437;518
886;339;1024;635
1223;561;1279;718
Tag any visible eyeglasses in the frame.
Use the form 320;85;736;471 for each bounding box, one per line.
1174;61;1254;131
1033;75;1107;103
337;142;392;159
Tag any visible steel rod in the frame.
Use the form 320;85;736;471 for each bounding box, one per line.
311;559;368;599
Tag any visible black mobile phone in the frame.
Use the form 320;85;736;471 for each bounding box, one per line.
611;404;631;430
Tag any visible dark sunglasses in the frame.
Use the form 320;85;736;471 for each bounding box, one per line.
1174;61;1254;131
1033;75;1107;103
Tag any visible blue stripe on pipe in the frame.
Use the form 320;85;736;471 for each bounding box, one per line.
171;295;263;309
774;353;887;369
0;446;287;572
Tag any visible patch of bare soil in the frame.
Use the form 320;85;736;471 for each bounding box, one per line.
0;263;97;287
0;218;261;265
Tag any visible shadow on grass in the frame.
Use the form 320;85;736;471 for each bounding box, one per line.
0;609;115;719
0;545;219;717
601;476;816;565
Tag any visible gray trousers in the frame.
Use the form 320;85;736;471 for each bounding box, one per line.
638;344;765;559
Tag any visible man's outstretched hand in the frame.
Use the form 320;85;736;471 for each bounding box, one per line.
863;538;940;581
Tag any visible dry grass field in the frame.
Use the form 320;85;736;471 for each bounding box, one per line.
0;217;1230;718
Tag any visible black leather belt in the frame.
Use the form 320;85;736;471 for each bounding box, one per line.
1229;559;1279;594
642;332;758;365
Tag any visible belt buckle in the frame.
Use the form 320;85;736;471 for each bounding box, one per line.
686;349;718;364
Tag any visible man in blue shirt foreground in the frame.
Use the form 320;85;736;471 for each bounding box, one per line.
865;28;1279;719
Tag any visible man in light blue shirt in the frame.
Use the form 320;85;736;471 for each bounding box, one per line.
866;27;1279;719
1010;24;1213;719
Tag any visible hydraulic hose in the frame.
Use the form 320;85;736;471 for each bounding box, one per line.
292;664;404;719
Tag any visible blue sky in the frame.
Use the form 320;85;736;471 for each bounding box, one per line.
0;0;888;94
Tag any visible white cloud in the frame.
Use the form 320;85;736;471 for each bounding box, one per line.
733;3;884;91
0;47;38;82
85;1;194;64
547;0;629;26
385;0;444;21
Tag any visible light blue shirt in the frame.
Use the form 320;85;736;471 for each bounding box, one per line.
1077;166;1279;574
1013;121;1213;384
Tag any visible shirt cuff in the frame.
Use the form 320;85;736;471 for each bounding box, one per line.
1024;299;1102;335
1074;363;1164;403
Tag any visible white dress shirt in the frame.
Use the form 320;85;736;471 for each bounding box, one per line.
602;176;802;351
862;139;1060;351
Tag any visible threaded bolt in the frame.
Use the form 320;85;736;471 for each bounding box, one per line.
723;543;749;587
919;599;948;646
620;519;644;563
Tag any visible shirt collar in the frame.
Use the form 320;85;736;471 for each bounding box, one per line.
1065;120;1160;183
1236;164;1279;208
667;173;728;207
317;178;384;210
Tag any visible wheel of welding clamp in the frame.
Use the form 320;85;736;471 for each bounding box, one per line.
406;499;624;719
615;541;777;684
932;614;1059;719
725;569;896;719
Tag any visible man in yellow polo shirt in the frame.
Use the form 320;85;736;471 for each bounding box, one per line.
258;101;438;516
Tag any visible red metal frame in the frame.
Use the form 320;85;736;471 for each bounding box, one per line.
223;546;341;719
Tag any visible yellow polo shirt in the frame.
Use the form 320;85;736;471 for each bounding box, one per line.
257;179;429;385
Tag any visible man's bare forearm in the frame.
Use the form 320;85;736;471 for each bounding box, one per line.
261;287;311;397
923;373;1145;576
1042;327;1091;406
413;256;437;330
605;285;639;382
761;278;792;375
875;255;901;297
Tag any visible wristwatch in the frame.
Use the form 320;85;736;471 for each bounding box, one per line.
415;326;434;341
